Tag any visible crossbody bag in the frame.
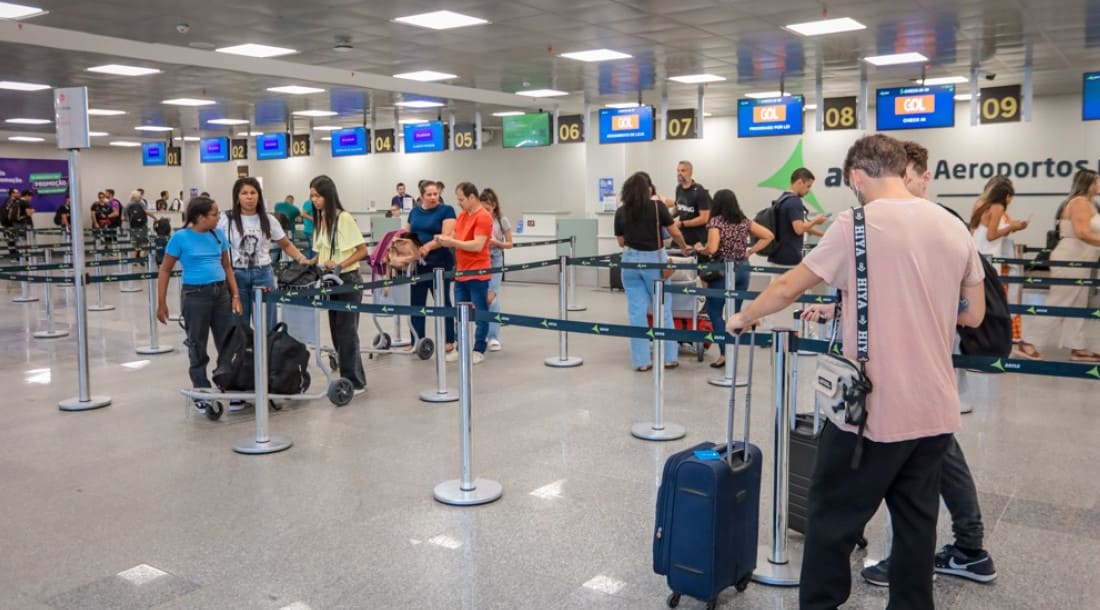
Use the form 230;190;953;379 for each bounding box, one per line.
813;206;873;469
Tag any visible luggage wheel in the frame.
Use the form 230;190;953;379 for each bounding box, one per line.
735;574;751;592
197;400;223;421
270;400;281;412
372;332;392;350
696;342;705;362
327;378;355;407
666;592;680;608
417;337;435;360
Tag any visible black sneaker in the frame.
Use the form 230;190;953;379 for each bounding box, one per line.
934;545;997;583
860;558;890;587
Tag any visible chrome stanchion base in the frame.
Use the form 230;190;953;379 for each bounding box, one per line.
33;329;69;339
232;434;293;455
119;285;141;293
58;396;111;411
630;422;686;441
136;345;174;355
707;376;749;388
433;478;503;506
752;546;802;586
419;388;460;403
87;304;115;312
567;304;587;312
11;296;38;303
544;356;583;368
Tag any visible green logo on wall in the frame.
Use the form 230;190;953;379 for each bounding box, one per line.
758;139;825;214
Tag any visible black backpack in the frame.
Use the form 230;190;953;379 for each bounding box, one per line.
126;201;148;228
277;261;322;286
268;323;311;394
752;193;793;258
939;205;1012;357
212;322;254;391
53;205;67;227
154;217;172;237
3;198;27;227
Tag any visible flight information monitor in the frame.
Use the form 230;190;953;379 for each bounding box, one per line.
502;113;551;148
1083;72;1100;120
876;85;956;131
330;127;368;157
255;133;289;160
737;95;804;137
598;106;655;144
141;142;166;166
403;121;446;153
199;137;230;163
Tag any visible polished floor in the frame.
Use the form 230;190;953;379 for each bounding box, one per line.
1;274;1098;610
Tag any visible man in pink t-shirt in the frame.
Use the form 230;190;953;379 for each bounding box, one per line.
727;134;985;609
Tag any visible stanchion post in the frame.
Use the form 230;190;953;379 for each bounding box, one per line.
59;143;111;412
391;265;412;347
795;309;817;357
33;248;68;339
118;249;140;293
233;287;292;454
753;327;801;586
631;279;686;441
709;260;747;388
136;248;173;355
566;236;586;312
433;302;503;505
544;255;583;368
420;267;459;403
87;249;114;312
12;233;38;303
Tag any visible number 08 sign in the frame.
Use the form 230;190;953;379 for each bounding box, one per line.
822;96;858;131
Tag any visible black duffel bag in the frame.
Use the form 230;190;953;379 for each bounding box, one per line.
277;262;322;287
268;322;311;395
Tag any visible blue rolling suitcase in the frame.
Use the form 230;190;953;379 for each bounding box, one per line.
653;331;762;610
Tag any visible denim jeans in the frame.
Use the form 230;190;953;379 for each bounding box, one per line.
411;262;455;345
704;259;751;356
303;231;314;259
453;279;489;353
621;248;676;368
233;265;277;331
329;270;366;389
181;281;234;388
488;249;504;341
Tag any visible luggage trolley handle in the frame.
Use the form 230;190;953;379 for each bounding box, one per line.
792;310;828;437
725;326;757;469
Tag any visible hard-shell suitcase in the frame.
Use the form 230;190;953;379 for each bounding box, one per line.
788;412;818;535
653;331;762;610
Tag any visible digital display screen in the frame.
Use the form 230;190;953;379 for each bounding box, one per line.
597;106;655;144
737;95;805;137
199;137;230;163
403;121;446;153
255;132;289;160
1083;72;1100;120
875;85;956;131
141;142;166;166
330;127;368;157
502;113;551;148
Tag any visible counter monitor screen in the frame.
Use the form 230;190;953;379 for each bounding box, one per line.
598;106;655;144
255;133;289;160
737;95;805;137
199;137;230;163
403;121;446;153
330;127;368;157
875;85;956;131
142;142;166;166
1083;72;1100;120
502;113;551;148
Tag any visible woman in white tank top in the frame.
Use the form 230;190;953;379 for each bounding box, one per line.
1047;170;1100;362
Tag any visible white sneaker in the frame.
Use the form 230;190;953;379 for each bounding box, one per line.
488;339;502;352
445;350;459;362
228;400;249;412
353;387;366;397
472;352;485;365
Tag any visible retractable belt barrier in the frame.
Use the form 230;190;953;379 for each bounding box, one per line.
992;256;1100;269
510;237;571;249
999;275;1099;287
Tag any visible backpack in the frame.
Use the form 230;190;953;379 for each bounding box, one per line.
212;322;255;391
1;198;16;227
108;199;122;227
3;198;27;227
53;205;67;227
752;193;793;258
268;322;311;394
276;261;322;286
939;205;1012;358
126;201;148;228
153;217;172;237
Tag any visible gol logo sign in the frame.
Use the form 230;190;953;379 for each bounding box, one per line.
895;95;935;115
612;115;640;131
753;105;786;123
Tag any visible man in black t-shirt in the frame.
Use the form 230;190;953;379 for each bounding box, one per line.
768;167;825;266
663;160;712;246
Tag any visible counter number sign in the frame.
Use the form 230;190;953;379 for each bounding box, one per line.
557;114;584;143
823;96;858;130
980;85;1021;124
373;128;395;153
453;123;477;150
165;146;181;166
291;133;311;157
666;108;697;139
230;138;248;160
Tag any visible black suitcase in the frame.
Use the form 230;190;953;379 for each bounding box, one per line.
788;412;818;535
654;330;762;610
609;253;623;290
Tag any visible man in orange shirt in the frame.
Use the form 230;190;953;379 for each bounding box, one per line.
437;181;493;365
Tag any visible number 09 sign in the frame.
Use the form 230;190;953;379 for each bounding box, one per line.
979;85;1021;124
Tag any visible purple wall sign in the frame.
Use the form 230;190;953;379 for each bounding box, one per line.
0;157;69;212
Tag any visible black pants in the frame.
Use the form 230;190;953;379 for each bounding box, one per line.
800;422;951;610
410;262;455;345
941;436;984;550
328;270;366;389
181;282;234;388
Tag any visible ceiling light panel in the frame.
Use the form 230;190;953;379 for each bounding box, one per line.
669;74;726;84
8;136;44;142
560;49;631;62
86;64;160;76
394;70;458;82
267;85;325;95
864;52;928;66
745;91;784;99
5;118;50;124
87;108;126;116
0;2;46;20
109;141;141;147
393;10;488;30
395;100;445;108
87;131;108;137
516;89;568;98
162;98;216;107
491;111;525;117
134;125;173;132
0;80;49;91
207;118;249;125
918;76;969;86
785;17;866;37
312;125;342;131
216;43;297;58
292;110;337;117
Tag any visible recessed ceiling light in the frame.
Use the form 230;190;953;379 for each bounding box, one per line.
669;74;726;84
955;93;978;101
216;43;297;58
605;103;641;109
516;89;568;98
207;118;249;125
236;131;264;137
0;2;47;20
394;70;458;82
785;17;866;37
395;100;445;109
88;131;109;137
266;85;325;95
162;98;216;107
109;141;141;147
5;118;50;124
398;118;429;125
87;108;126;116
560;49;631;62
917;76;969;86
0;80;49;91
181;136;200;142
86;64;160;77
863;52;928;66
8;136;44;142
312;125;342;131
393;10;488;30
492;111;525;117
293;110;337;117
135;125;173;132
745;91;784;99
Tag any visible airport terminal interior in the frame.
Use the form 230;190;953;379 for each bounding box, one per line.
1;0;1099;609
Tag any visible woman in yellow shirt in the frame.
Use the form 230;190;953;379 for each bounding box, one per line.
306;175;368;394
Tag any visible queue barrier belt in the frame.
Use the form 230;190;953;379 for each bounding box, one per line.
991;257;1100;269
999;275;1098;287
510;238;571;249
0;271;75;284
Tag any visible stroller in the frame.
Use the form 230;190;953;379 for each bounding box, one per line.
647;255;713;362
362;229;434;360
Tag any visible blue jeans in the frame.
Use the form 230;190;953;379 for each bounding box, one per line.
233;266;277;331
488;249;504;341
621;248;676;368
411;262;455;345
705;260;751;356
303;231;314;259
453;279;489;353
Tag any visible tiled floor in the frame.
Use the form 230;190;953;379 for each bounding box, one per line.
1;275;1098;609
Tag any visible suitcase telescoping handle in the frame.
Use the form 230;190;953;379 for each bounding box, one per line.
725;326;756;468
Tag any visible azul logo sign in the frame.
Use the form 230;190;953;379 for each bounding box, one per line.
896;95;935;115
753;105;787;123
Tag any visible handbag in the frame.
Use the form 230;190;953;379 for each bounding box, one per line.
697;251;722;283
655;201;675;280
813;206;873;469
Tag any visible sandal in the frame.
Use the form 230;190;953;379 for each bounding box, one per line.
636;365;653;372
664;361;680;369
709;358;726;369
1069;350;1100;363
1012;341;1043;360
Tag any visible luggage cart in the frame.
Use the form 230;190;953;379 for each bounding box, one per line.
180;275;356;421
363;263;434;360
647;256;712;362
